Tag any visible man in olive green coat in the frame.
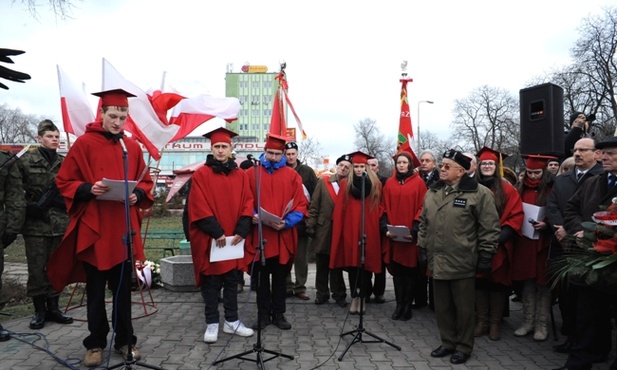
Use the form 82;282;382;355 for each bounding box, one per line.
417;149;499;365
0;146;26;341
17;120;72;330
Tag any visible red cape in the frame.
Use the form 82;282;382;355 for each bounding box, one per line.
48;122;154;291
188;165;254;286
329;179;384;273
382;173;427;268
244;165;308;266
512;184;552;285
477;180;524;286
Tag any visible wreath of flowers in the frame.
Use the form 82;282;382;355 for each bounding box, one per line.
549;199;617;294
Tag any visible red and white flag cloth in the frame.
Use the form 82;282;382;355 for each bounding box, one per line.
397;77;420;168
102;59;240;160
57;65;94;137
269;69;306;139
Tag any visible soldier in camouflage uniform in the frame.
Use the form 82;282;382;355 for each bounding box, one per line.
17;120;72;330
0;146;26;341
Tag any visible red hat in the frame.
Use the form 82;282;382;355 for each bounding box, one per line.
91;88;136;108
524;154;558;170
477;146;508;164
348;151;373;164
203;127;237;145
264;133;288;151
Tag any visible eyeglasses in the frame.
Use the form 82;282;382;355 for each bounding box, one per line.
439;163;461;170
480;161;496;167
573;148;595;153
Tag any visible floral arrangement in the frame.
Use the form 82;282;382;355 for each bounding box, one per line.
549;199;617;294
135;260;162;289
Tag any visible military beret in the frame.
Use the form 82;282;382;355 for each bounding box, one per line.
285;142;298;150
336;154;352;165
443;149;470;170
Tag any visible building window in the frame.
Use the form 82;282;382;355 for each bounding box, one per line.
252;81;260;88
263;95;271;104
263;109;271;116
252;109;259;116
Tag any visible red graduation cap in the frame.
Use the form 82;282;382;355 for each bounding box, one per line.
523;154;558;170
477;146;508;164
264;133;289;151
91;88;136;108
348;151;373;164
203;127;238;145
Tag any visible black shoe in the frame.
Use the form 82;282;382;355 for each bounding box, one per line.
373;295;386;304
335;298;348;308
553;340;572;354
314;297;329;305
271;313;292;330
391;304;403;320
450;351;470;364
0;324;9;342
430;345;454;358
29;311;46;330
45;297;73;324
400;303;412;321
252;315;270;330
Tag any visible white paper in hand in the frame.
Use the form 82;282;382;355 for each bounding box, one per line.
210;237;245;262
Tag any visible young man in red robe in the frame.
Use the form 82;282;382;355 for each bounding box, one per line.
48;89;154;368
245;133;308;331
188;127;254;343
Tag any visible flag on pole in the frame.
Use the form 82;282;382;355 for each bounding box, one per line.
101;59;240;160
269;66;305;139
397;77;420;167
57;65;94;137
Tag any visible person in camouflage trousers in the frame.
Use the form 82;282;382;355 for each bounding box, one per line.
17;120;72;330
0;146;26;341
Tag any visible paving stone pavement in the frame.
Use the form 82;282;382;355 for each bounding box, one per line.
0;262;614;369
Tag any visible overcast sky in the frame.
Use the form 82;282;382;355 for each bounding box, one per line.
1;0;613;160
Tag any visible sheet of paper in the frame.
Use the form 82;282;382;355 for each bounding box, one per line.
259;207;282;224
210;236;245;262
387;224;412;243
97;178;138;201
521;203;546;240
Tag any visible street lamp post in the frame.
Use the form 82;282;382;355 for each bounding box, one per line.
417;100;434;151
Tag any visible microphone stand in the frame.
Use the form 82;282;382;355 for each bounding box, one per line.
338;171;401;361
108;138;165;370
213;157;293;369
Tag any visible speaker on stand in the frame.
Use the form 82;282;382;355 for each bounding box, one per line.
519;83;565;157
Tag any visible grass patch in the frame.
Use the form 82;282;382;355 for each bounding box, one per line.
1;215;183;322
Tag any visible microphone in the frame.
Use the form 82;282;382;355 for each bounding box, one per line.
528;218;537;225
118;137;128;154
362;170;368;176
247;154;255;161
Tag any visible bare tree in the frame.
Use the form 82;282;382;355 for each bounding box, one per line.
420;131;456;157
353;117;396;174
0;104;39;143
451;85;519;154
531;7;617;140
15;0;75;20
298;136;324;168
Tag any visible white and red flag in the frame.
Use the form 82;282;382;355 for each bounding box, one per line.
101;59;240;160
56;65;94;137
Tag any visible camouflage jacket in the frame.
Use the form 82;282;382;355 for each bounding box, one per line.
17;148;68;236
0;150;25;236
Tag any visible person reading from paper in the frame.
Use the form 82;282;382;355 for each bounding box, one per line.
245;133;308;331
188;127;254;343
47;89;154;368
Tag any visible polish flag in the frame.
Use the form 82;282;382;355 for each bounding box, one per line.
102;59;241;159
169;94;240;142
397;77;420;168
56;65;94;137
269;69;306;139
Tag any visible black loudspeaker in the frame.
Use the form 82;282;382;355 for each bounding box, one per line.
519;83;564;156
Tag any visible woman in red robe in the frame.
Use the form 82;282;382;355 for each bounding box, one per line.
330;151;383;314
382;150;427;321
473;147;524;341
512;155;555;342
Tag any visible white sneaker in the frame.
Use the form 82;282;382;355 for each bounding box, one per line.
203;323;219;343
224;320;254;337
